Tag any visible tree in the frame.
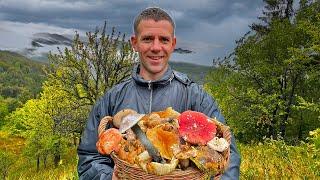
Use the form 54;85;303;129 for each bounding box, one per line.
0;96;9;125
6;97;53;169
7;81;80;168
0;150;14;179
46;21;137;144
206;0;320;142
251;0;294;34
6;22;137;168
47;22;137;106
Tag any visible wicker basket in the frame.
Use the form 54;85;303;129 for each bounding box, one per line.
98;115;231;180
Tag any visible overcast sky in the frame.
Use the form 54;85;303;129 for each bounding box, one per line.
0;0;264;66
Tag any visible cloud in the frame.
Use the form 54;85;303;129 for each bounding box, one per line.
0;0;264;65
0;20;83;57
0;0;262;32
0;0;101;12
0;20;83;35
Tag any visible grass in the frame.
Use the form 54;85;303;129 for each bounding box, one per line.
1;131;319;179
6;146;78;180
1;131;77;180
239;139;320;179
0;131;25;154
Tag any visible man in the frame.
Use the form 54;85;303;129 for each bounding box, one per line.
77;7;240;180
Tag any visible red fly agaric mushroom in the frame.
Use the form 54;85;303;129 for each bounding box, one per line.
178;111;217;145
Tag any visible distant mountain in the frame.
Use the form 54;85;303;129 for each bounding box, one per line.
169;61;212;84
25;56;211;84
0;50;211;99
25;55;211;85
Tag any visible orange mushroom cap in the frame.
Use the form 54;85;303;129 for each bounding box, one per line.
96;128;123;155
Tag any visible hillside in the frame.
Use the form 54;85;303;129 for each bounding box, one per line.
169;61;212;84
26;53;212;84
0;50;211;102
0;50;47;114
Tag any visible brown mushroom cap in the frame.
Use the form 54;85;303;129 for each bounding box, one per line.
113;109;137;128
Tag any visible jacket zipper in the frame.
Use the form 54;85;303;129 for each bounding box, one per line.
148;80;153;113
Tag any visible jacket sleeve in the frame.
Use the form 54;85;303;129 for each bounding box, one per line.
189;84;241;180
77;96;114;180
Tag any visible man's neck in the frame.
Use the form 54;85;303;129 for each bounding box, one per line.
139;66;168;81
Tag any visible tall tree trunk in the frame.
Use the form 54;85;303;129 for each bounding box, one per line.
54;138;61;167
73;133;78;147
54;154;61;167
285;0;294;19
44;154;47;168
2;169;8;180
298;111;303;140
280;73;299;138
37;155;40;172
269;105;279;138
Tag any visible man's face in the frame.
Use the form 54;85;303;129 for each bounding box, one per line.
131;19;176;80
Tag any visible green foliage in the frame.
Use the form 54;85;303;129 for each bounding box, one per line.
206;0;320;143
240;138;320;178
0;150;15;179
251;0;294;34
1;2;319;179
47;22;137;106
0;96;9;127
0;50;46;130
309;128;320;149
3;135;319;179
5;143;78;180
6;79;87;167
4;22;136;170
0;50;46;112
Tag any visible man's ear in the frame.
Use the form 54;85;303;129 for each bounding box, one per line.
171;37;177;51
130;36;137;51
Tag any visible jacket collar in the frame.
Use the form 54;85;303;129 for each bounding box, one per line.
132;64;174;87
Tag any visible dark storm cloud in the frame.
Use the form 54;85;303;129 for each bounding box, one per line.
0;0;264;65
0;0;152;33
0;0;262;32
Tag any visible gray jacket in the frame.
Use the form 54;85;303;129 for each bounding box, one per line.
77;65;241;180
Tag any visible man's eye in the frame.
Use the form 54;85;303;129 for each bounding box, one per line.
142;37;152;41
161;38;170;43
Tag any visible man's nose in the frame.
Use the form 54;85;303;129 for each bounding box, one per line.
151;39;161;52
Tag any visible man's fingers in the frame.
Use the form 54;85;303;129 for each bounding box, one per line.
112;167;119;180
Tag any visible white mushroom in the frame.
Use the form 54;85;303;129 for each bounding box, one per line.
207;137;229;152
148;158;179;175
113;109;137;128
119;113;145;133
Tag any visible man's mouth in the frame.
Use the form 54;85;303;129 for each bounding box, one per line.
148;56;164;60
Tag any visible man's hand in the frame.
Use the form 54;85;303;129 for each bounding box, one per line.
112;167;119;180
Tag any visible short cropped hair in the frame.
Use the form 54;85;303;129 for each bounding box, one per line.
133;7;175;36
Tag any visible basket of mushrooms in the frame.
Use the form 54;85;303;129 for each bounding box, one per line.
96;107;231;180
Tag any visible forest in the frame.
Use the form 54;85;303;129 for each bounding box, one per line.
0;0;319;179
